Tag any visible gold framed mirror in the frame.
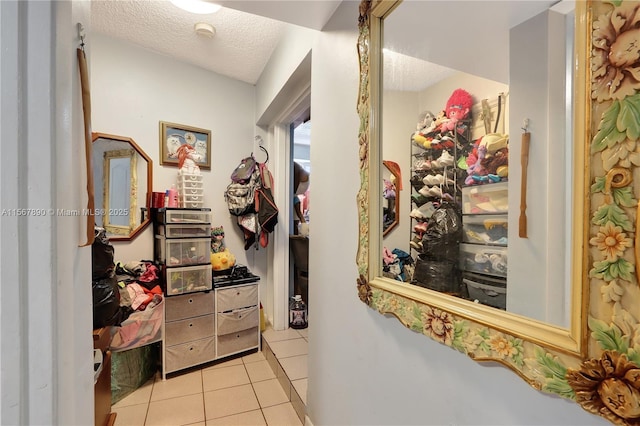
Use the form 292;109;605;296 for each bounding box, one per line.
357;1;640;423
92;132;153;241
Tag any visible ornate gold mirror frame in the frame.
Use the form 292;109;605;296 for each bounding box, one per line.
92;132;153;242
357;1;640;423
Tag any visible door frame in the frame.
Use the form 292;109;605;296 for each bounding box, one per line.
266;87;311;330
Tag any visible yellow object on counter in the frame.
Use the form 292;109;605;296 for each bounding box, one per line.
210;249;236;271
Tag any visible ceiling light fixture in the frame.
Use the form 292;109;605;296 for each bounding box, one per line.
170;0;221;15
194;22;216;38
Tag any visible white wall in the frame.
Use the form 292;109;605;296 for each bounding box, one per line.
382;90;415;254
508;9;570;327
90;34;267;280
308;1;606;424
255;25;317;125
1;1;94;424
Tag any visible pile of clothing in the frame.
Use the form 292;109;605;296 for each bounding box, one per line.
383;247;414;282
115;261;163;312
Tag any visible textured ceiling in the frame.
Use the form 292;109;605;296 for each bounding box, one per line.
91;0;340;85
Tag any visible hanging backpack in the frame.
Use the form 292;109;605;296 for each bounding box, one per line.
224;166;260;216
230;155;257;184
255;162;278;247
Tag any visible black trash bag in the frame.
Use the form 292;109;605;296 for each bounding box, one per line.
421;202;462;261
91;226;132;328
92;275;132;328
92;227;115;281
411;257;461;294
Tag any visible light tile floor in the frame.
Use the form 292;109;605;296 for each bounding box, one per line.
112;327;308;426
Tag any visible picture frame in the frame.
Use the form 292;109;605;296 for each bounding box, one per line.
159;121;211;170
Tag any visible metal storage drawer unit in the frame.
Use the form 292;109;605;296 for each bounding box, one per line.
156;208;216;379
154;206;261;379
215;282;260;359
155;207;212;296
162;291;216;378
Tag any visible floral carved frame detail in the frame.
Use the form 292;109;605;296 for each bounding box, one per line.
356;1;640;424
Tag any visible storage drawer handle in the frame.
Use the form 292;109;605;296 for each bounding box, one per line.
189;299;193;304
189;323;193;327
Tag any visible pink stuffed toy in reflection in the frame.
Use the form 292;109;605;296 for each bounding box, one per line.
441;88;473;132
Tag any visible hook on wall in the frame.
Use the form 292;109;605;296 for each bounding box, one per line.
253;136;269;163
77;22;86;51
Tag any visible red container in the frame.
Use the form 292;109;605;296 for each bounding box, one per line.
151;192;166;208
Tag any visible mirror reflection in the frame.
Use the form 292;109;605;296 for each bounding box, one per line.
380;1;573;327
382;160;400;237
103;149;136;232
92;132;153;241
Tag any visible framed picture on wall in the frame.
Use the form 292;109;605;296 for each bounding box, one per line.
159;121;211;170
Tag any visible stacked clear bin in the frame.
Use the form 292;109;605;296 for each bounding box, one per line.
155;208;212;296
460;181;508;309
177;171;204;208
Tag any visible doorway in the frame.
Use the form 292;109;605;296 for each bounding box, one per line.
290;116;311;306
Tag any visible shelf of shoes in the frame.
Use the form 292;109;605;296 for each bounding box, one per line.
409;118;470;251
408;116;471;297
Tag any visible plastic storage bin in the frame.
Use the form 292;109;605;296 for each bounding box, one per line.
179;192;204;208
461;182;508;214
180;179;203;189
157;223;210;238
179;188;204;197
462;214;508;245
178;172;203;183
177;172;204;208
157;208;210;224
459;243;508;277
462;273;507;310
165;264;212;296
159;237;210;267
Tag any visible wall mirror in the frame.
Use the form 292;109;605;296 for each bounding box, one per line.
382;160;400;237
379;0;575;325
357;1;640;423
92;132;153;241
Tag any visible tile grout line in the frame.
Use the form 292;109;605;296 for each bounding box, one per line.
243;354;269;425
199;369;207;424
